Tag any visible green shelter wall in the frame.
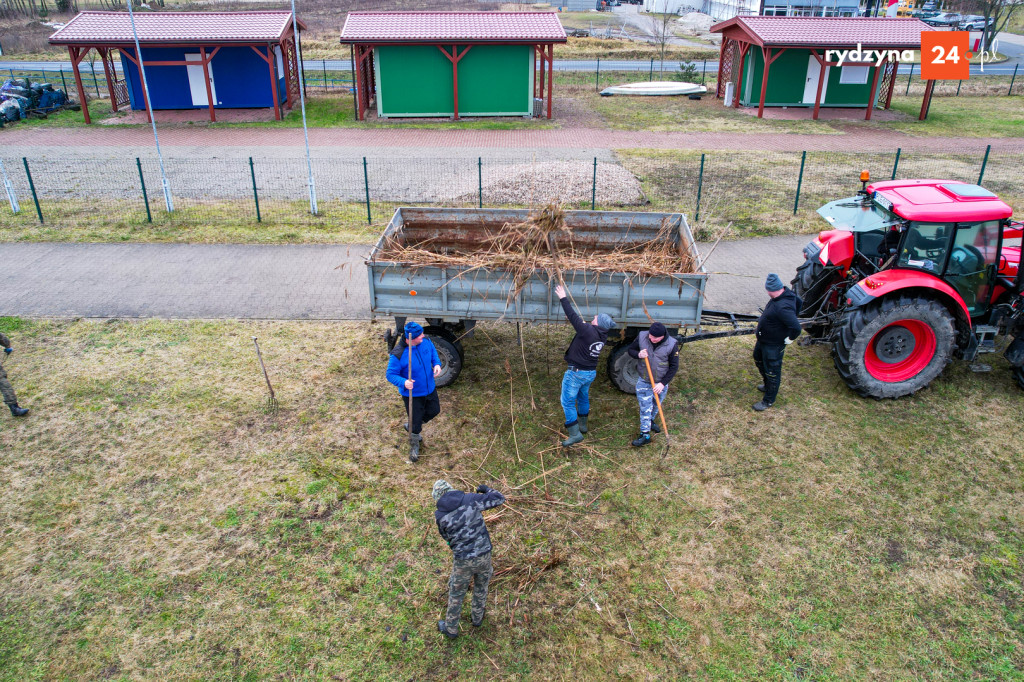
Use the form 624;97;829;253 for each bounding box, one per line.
375;45;453;116
737;47;883;108
374;44;533;118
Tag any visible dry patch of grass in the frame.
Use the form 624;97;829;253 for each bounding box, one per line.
0;317;1022;679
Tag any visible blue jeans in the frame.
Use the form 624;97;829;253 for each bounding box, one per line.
560;368;597;425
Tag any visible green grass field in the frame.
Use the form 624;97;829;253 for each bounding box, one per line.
0;317;1022;680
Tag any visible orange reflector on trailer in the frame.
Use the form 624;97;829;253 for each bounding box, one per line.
409;290;417;296
656;300;664;306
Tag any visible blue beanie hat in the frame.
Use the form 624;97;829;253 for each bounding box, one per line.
596;313;617;330
404;321;424;339
765;273;784;292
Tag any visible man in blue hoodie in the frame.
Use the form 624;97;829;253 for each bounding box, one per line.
433;479;506;639
386;322;442;462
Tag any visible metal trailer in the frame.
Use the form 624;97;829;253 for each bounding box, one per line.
366;207;741;393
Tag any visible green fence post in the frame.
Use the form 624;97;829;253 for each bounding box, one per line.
322;59;328;92
702;58;707;85
136;157;151;223
891;147;901;180
649;57;654;81
477;157;483;209
22;157;42;224
905;63;913;96
596;57;600;92
977;144;991;185
591;157;598;211
363;157;372;224
1010;64;1019;96
695;153;705;222
955;79;962;96
793;151;806;216
59;67;68;95
249;157;261;223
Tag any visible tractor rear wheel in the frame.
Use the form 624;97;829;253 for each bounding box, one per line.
423;329;463;388
832;295;956;398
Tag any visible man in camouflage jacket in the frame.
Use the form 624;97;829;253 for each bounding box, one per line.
0;331;29;417
432;479;506;638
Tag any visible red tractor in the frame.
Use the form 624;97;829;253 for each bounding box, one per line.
793;173;1024;398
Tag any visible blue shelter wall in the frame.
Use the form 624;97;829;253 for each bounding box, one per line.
120;45;286;110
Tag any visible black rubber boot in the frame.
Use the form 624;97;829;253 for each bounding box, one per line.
578;413;589;434
8;403;28;417
409;433;422;462
561;421;584;447
651;422;661;434
437;620;458;639
631;432;652;447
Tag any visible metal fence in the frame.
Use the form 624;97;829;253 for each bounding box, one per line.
2;145;1021;236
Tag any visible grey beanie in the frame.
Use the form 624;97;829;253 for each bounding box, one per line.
596;313;617;330
432;479;454;502
765;273;784;292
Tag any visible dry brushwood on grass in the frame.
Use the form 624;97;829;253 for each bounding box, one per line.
377;204;698;303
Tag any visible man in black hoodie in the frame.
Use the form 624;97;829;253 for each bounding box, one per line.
433;479;506;639
554;284;617;447
753;273;802;411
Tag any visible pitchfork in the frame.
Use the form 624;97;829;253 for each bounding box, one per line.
252;336;279;413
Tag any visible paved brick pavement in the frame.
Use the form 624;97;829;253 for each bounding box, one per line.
3;124;1022;154
0;236;808;320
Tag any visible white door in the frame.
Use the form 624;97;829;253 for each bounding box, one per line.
185;53;217;106
802;55;829;104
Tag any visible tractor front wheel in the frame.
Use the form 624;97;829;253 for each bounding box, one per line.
832;295;956;398
792;259;842;338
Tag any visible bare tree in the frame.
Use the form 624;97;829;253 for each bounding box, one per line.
956;0;1022;52
642;1;676;69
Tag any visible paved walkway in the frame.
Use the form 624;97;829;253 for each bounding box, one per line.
0;236;808;320
4;124;1022;155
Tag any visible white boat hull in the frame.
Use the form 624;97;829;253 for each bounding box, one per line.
600;81;708;97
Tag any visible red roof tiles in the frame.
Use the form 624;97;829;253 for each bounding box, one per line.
341;12;567;43
710;16;934;48
49;11;302;45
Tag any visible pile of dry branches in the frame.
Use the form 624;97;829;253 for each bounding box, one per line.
378;205;698;299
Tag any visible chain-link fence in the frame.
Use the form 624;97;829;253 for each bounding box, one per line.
2;144;1021;237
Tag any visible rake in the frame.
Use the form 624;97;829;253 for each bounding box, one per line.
643;355;670;458
251;336;278;412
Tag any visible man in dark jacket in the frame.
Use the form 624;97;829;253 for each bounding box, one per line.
0;331;29;418
627;321;679;446
553;284;617;447
433;479;506;639
386;322;442;462
753;273;802;411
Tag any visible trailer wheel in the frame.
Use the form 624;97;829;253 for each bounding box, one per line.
832;295;956;398
607;341;640;394
424;333;463;388
1014;366;1024;391
424;326;464;361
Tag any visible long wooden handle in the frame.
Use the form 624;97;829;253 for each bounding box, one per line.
252;337;275;400
643;355;669;437
407;341;414;429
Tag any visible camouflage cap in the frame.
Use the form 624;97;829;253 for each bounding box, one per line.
432;479;454;502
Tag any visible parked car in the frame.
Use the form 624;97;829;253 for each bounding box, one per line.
960;15;995;30
922;1;938;10
923;12;961;26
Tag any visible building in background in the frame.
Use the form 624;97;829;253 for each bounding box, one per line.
644;0;858;20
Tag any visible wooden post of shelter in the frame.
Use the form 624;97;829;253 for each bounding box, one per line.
200;46;215;122
734;42;750;108
757;47;785;118
98;47;118;113
865;56;884;120
919;79;935;120
68;46;91;124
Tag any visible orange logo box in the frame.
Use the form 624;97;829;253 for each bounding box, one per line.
921;31;971;80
